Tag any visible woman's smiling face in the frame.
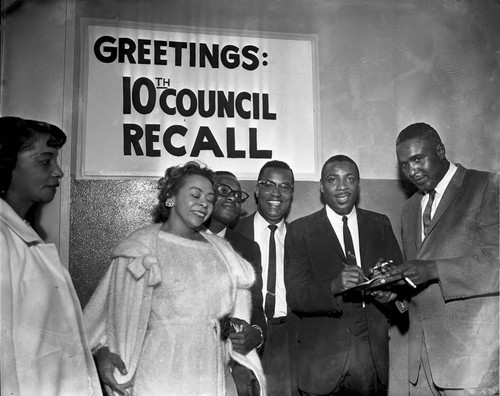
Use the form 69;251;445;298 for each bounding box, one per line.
168;174;215;232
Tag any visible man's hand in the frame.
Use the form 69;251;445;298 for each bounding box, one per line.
94;346;131;396
388;259;438;287
330;265;365;294
228;317;261;355
369;289;398;303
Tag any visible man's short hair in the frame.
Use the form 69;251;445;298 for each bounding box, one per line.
257;160;294;184
214;170;237;179
321;155;360;180
396;122;442;147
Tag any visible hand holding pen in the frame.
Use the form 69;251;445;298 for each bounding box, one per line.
330;261;366;294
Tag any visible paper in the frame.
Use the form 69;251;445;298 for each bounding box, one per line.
340;275;401;294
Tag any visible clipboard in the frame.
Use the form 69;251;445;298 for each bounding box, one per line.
340;275;402;294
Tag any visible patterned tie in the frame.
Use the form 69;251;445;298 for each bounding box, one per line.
423;189;436;236
342;216;357;266
265;224;278;320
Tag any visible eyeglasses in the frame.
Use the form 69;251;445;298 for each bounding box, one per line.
215;183;249;203
257;180;294;194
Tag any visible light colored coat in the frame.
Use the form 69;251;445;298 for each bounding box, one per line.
0;199;101;396
401;165;499;389
84;224;266;395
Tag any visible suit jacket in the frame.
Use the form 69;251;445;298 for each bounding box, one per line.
233;212;259;244
284;207;403;394
401;165;499;389
225;228;267;340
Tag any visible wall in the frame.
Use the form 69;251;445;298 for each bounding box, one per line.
1;0;498;393
1;0;498;311
0;0;73;251
67;0;500;306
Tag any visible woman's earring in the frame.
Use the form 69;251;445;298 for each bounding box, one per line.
165;200;174;208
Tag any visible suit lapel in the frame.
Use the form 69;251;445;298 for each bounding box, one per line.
318;208;346;263
356;209;370;273
423;165;466;244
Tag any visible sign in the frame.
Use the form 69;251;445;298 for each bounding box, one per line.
79;20;319;180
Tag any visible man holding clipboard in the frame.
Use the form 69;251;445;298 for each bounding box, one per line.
284;154;403;396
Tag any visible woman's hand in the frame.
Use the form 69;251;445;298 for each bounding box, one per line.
94;346;131;396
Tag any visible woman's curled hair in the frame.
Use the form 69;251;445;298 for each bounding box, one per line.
152;161;216;223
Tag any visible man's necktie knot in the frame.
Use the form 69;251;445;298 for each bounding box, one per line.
423;189;436;236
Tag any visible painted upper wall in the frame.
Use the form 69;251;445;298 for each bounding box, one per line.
1;0;499;298
75;0;500;178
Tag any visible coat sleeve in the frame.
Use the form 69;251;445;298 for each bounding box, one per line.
84;253;161;385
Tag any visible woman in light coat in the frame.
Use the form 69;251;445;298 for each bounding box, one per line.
0;116;102;396
84;161;265;396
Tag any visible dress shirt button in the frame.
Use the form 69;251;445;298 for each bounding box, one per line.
345;328;351;334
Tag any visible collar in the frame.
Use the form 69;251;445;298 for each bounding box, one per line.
254;211;286;234
433;162;457;197
204;226;227;238
0;198;43;244
325;205;357;225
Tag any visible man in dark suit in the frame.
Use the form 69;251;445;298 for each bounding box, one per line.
389;123;499;395
284;155;403;396
204;170;266;353
234;160;296;396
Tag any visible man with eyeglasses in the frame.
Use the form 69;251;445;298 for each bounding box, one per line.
234;160;296;396
201;170;268;396
284;155;403;396
204;171;266;354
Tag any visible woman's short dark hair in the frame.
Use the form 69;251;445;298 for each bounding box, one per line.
0;116;66;197
152;161;216;223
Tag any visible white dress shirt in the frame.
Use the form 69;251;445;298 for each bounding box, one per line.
325;205;361;268
420;162;458;240
253;211;288;318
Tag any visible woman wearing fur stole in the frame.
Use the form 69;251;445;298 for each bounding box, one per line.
84;161;266;396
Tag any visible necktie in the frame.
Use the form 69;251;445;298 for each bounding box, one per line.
423;189;436;236
342;216;357;267
265;224;278;320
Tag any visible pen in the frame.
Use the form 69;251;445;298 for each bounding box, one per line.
341;260;370;281
401;273;417;289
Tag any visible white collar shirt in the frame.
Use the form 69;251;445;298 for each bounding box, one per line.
253;211;288;318
420;162;458;240
204;226;227;238
325;205;361;268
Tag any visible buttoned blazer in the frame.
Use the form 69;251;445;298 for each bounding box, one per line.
225;228;267;340
401;165;499;389
284;207;403;394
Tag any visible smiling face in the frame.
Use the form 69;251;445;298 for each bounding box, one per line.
396;137;448;193
255;167;294;225
6;133;64;217
320;161;359;216
168;174;215;234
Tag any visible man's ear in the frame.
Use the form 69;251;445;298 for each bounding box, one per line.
437;143;446;160
319;180;324;194
254;184;260;199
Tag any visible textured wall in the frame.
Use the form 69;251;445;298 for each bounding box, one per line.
66;0;499;307
71;176;410;308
